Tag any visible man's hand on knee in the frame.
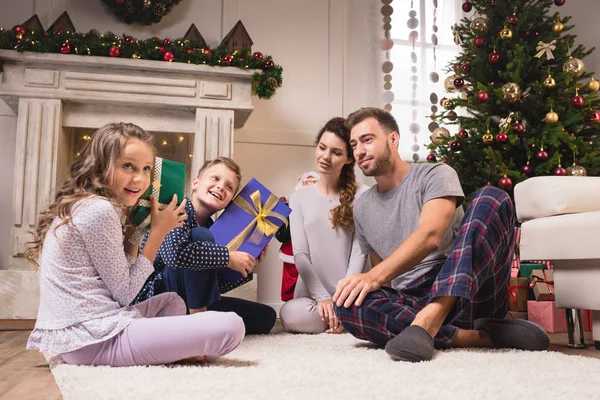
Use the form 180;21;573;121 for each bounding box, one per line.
333;273;381;308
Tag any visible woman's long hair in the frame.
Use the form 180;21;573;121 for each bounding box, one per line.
315;117;358;231
25;123;154;267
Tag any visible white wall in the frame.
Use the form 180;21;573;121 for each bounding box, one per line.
0;0;382;311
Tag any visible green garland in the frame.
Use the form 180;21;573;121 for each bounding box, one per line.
0;26;283;99
102;0;183;25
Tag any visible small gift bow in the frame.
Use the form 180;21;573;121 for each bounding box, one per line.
499;112;515;133
529;271;554;294
452;24;463;45
226;190;288;251
535;40;557;60
508;284;527;305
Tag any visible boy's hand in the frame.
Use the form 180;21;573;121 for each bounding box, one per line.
150;194;187;236
228;251;256;278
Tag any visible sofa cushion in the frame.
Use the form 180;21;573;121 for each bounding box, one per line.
514;176;600;222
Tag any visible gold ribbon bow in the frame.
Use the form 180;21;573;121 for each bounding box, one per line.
226;190;288;251
535;40;557;60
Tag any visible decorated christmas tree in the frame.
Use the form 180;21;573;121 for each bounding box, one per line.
428;0;600;202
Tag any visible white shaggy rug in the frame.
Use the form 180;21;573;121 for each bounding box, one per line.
51;327;600;400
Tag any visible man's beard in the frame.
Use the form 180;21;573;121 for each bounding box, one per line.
361;143;393;176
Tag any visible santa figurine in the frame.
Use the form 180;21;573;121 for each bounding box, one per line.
277;172;319;301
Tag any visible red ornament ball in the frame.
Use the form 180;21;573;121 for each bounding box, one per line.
571;95;585;108
554;0;565;5
60;42;71;54
426;153;437;162
450;141;462;151
489;0;496;6
440;97;447;107
447;111;458;121
13;25;26;36
124;36;135;44
204;49;212;56
509;15;519;25
152;36;160;42
590;111;600;121
474;37;484;47
489;52;500;64
513;122;524;134
163;39;171;46
457;129;469;138
522;164;534;176
163;51;174;62
252;51;264;59
477;91;489;103
263;59;275;70
55;29;63;36
159;47;166;54
109;46;120;57
187;49;194;54
536;150;549;161
554;167;567;176
462;2;473;12
223;55;233;65
453;77;465;89
496;133;508;143
498;176;513;191
461;62;471;73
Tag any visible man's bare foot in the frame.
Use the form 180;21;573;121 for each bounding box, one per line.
189;307;207;314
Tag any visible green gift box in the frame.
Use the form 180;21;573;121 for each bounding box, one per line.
130;157;186;229
518;263;545;300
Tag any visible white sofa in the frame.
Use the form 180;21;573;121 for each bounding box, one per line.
514;176;600;349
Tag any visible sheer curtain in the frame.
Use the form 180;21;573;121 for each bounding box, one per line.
382;0;462;162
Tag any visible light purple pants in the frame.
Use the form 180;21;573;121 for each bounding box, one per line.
61;292;245;366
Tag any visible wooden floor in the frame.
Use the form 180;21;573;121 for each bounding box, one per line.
0;330;597;399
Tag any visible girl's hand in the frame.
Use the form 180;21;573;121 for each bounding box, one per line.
150;194;187;236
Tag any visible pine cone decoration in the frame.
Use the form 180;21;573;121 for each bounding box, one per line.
153;3;167;17
266;77;278;90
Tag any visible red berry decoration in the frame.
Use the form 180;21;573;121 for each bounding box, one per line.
223;55;233;65
477;91;489;103
462;2;473;12
571;94;585;108
426;153;437;162
450;141;462;151
489;51;500;64
474;37;485;47
453;77;465;89
252;51;264;59
204;49;212;56
13;25;26;36
163;51;174;62
124;36;135;44
263;59;275;70
522;164;534;176
60;42;71;54
536;150;549;161
554;166;567;176
461;62;471;73
554;0;565;5
163;39;171;46
498;176;513;191
447;111;458;121
109;46;120;57
496;133;508;143
513;122;524;134
457;129;469;138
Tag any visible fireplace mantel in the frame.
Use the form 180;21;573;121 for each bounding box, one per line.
0;49;257;270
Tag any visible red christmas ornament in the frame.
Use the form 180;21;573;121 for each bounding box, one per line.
440;97;447;107
60;42;71;54
450;141;462;151
13;25;26;36
554;0;565;5
163;51;174;62
447;111;458;121
158;47;166;54
187;49;194;54
489;51;500;64
223;55;233;65
109;46;120;57
204;49;212;56
496;133;508;143
513;122;524;134
453;63;462;74
536;150;549;161
474;37;485;47
124;36;135;45
152;36;160;42
453;77;465;89
498;176;513;191
462;2;473;12
509;14;519;25
489;0;496;6
590;111;600;121
252;51;264;59
426;153;437;162
477;91;489;103
554;166;567;175
163;39;171;45
461;62;471;73
55;29;63;36
571;94;585;108
457;129;469;138
263;59;275;70
522;164;534;176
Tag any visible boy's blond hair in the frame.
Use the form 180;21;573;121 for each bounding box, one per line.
196;157;242;193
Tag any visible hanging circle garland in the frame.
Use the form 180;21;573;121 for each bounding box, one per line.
102;0;183;25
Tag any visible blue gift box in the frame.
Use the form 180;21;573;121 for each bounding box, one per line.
210;178;291;283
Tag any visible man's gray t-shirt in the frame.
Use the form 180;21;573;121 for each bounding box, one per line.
353;163;465;291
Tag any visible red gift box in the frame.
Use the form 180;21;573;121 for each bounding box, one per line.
527;301;591;333
512;226;554;270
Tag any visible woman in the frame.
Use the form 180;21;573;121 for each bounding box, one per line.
280;117;368;334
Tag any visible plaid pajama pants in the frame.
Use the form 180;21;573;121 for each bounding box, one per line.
335;186;515;348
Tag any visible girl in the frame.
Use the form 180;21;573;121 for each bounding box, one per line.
280;117;369;334
133;157;277;335
26;123;244;367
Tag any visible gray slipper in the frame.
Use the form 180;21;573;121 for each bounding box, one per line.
474;318;550;351
384;325;435;362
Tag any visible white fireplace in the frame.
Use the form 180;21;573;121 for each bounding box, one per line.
0;49;258;318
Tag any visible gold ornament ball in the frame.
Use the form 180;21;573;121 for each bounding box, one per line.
587;78;600;92
501;82;521;104
545;111;559;124
552;21;564;32
430;127;450;145
482;132;494;144
500;28;513;40
543;76;556;88
563;57;585;78
566;163;587;176
470;17;489;35
444;75;458;92
442;99;455;110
